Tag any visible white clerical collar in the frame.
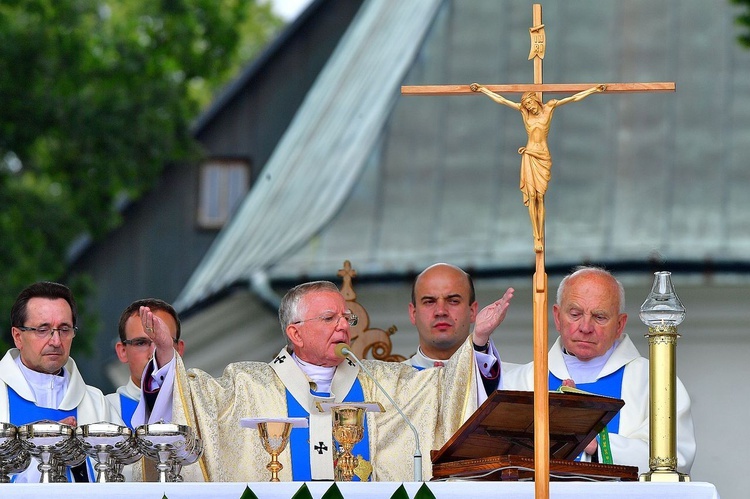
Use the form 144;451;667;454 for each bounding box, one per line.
562;340;619;384
292;353;335;393
14;354;68;408
411;347;447;369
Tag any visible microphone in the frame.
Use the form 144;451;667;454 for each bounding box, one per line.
335;343;423;482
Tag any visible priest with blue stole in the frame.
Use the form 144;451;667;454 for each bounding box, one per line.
106;298;185;428
0;281;125;482
502;266;696;475
134;280;489;481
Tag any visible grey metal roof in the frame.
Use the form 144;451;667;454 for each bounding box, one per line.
176;0;750;311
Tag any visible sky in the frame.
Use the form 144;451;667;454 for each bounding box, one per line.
269;0;314;20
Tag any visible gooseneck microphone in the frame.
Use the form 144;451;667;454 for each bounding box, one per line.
334;343;423;482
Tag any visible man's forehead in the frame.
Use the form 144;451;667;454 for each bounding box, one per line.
564;276;618;305
564;301;614;315
563;290;619;313
26;297;73;320
415;281;470;302
301;290;345;309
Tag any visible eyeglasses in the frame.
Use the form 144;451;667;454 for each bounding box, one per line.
17;325;77;340
292;312;358;327
121;337;179;348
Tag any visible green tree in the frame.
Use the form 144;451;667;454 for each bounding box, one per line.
733;0;750;47
0;0;282;351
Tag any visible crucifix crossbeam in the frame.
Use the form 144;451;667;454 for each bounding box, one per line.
401;4;674;499
401;82;675;95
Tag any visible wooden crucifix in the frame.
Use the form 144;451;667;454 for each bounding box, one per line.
402;4;674;498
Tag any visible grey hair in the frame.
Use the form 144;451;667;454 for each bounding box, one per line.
556;266;626;314
278;281;340;351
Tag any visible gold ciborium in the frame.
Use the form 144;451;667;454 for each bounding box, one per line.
240;417;308;482
331;405;366;481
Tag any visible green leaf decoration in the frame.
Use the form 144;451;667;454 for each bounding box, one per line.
389;484;410;499
240;485;259;499
321;482;345;499
413;482;437;499
291;482;314;499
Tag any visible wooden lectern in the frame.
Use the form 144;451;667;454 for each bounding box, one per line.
431;390;639;482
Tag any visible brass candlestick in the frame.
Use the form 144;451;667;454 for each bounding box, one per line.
639;271;690;482
332;405;366;481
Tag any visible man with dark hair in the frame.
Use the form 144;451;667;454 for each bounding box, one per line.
106;298;185;428
0;281;124;482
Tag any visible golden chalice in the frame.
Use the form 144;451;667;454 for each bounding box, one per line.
257;421;293;482
240;417;308;482
332;405;366;481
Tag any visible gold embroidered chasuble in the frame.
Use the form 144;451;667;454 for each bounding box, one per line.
161;336;478;482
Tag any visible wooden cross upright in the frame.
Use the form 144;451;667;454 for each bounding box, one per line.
402;4;674;498
337;259;358;301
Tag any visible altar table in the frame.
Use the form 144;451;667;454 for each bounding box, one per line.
0;481;721;498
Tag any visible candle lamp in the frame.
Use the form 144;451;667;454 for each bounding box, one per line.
638;271;690;482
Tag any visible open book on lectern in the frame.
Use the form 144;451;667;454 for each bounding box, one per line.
431;389;624;464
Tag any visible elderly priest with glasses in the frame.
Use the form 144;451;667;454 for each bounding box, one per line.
133;280;498;482
0;281;125;482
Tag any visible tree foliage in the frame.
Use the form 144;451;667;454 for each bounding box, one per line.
0;0;282;350
733;0;750;47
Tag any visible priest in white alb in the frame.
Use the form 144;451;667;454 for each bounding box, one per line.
502;266;695;474
1;281;126;482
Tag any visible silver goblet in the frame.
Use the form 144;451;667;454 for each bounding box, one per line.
0;422;31;482
17;420;85;483
135;423;202;482
76;422;140;482
169;434;203;482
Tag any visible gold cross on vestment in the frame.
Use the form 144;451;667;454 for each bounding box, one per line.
402;5;674;498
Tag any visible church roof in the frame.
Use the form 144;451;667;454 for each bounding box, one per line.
175;0;750;312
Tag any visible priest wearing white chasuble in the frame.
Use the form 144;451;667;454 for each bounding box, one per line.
134;281;487;482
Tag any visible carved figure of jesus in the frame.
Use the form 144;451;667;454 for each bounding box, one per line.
470;83;606;252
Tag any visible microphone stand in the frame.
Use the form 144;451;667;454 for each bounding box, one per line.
336;345;423;481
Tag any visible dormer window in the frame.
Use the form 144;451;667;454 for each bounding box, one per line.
197;158;250;229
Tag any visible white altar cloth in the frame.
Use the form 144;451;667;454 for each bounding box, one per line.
0;481;720;498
